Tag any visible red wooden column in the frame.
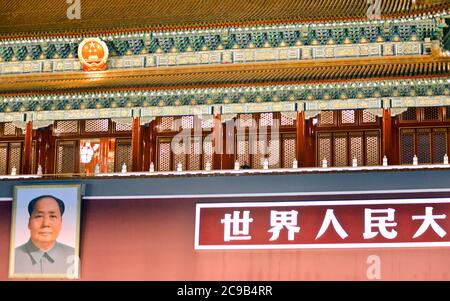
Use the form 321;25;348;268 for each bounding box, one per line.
382;108;393;164
212;114;223;170
143;119;157;171
296;111;306;167
22;121;33;174
131;117;142;171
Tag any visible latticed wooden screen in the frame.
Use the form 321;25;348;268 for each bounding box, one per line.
85;119;109;133
417;129;431;163
432;129;447;163
115;122;132;132
423;107;440;121
115;139;132;172
187;138;202;171
400;127;450;164
341;110;356;125
236;136;250;166
333;133;348;167
259;113;273;127
317;131;380;167
365;132;380;166
319;111;334;126
280;113;295;127
8;142;22;174
56;140;77;174
238;114;255;128
3;123;17;136
400;129;415;164
158;117;175;132
203;139;214;168
0;143;8;175
350;132;364;167
157;139;171;171
401;108;418;122
54;121;79;134
362;110;377;123
318;133;332;164
282;134;296;168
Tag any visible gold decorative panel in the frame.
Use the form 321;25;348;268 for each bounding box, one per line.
85;119;109;133
0;143;7;175
115;139;132;172
282;135;296;168
365;132;380;166
158;141;171;171
432;129;447;164
54;121;79;134
56;140;76;174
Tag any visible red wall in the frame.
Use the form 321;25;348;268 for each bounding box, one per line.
1;199;450;280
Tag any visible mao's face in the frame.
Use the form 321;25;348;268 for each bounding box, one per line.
28;197;62;246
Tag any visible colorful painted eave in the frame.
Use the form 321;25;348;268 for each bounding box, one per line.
0;0;449;38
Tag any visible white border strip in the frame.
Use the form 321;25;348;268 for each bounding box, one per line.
81;188;450;200
195;242;450;250
194;198;450;250
2;188;450;202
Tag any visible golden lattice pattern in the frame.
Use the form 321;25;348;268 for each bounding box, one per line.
203;139;214;168
417;131;431;164
115;122;132;132
260;113;273;127
281;113;295;126
400;131;415;164
319;111;334;126
318;134;332;165
56;141;76;174
0;143;7;175
350;134;363;166
282;137;296;168
85;119;109;133
115;140;132;172
362;110;377;123
341;110;355;124
432;130;447;163
365;133;380;166
158;142;171;171
188;139;201;170
423;107;440;121
54;121;78;134
3;123;16;136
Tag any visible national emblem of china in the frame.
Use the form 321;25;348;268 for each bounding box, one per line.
78;38;109;71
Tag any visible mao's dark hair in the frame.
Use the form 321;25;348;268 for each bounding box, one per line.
27;195;65;216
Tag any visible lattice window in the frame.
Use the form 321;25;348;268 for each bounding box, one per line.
238;114;255;128
350;133;363;166
423;107;440;121
268;138;280;168
334;134;348;167
341;110;355;124
401;108;417;121
3;123;17;136
318;133;332;166
56;140;76;174
260;113;273;127
203;139;214;168
362;110;377;123
0;143;7;175
188;138;201;170
158;117;174;132
282;135;296;168
281;113;295;126
8;143;22;174
115;122;132;132
236;137;250;166
400;130;415;164
319;111;334;126
365;132;380;166
432;130;447;163
181;116;194;129
200;117;214;129
54;121;79;134
115;139;132;172
172;140;186;170
158;141;171;171
417;130;431;164
253;140;266;169
85;119;109;133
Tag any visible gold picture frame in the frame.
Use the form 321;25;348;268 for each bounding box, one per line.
9;184;81;279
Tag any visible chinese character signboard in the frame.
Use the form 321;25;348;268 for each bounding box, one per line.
194;199;450;250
